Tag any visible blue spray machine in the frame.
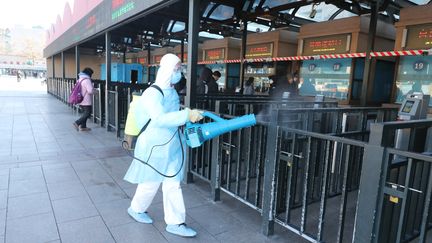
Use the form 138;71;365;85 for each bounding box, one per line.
185;112;256;148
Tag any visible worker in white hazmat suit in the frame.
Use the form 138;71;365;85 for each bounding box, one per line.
124;53;203;237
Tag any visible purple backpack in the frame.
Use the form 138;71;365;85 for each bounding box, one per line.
69;79;85;104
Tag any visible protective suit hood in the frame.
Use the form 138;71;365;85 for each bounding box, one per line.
154;53;181;89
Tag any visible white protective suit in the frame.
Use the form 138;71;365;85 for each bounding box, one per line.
124;53;189;225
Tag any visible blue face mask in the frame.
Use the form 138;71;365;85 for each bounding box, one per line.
171;71;182;84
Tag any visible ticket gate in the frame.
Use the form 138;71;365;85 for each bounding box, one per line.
393;93;430;163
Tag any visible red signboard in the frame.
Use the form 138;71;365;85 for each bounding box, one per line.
204;48;225;61
86;15;97;29
138;57;147;65
245;43;273;58
112;0;125;9
303;34;350;55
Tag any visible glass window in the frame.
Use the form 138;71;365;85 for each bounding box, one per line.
288;3;355;21
170;21;185;33
204;4;234;20
407;0;429;4
263;0;298;8
395;55;432;106
299;58;352;100
202;3;215;17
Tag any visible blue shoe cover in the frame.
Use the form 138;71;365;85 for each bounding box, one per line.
166;223;197;237
127;207;153;224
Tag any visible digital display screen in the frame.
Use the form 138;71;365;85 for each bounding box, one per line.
245;43;273;58
401;100;415;113
303;34;350;55
204;48;225;61
406;24;432;50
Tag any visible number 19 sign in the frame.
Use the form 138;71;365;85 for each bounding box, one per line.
413;60;426;71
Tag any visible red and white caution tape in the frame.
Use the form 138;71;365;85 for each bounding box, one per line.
370;50;425;57
148;50;429;66
318;53;366;59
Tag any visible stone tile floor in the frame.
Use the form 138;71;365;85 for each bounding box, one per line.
0;85;307;242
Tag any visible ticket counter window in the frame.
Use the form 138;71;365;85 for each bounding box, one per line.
395;56;432;106
300;59;351;100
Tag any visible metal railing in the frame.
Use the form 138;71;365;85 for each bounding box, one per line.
48;78;103;125
199;108;368;242
354;119;432;243
107;88;118;134
268;127;366;242
47;77;432;242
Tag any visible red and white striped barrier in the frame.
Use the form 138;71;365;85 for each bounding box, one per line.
370;50;425;57
319;53;366;59
147;50;429;66
272;56;312;61
197;61;217;65
225;59;241;63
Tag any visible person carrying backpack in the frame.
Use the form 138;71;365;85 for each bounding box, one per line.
73;67;94;131
123;53;203;238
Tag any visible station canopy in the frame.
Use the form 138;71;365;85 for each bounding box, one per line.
45;0;431;57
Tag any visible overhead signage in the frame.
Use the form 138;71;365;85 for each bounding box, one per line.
406;24;432;50
138;57;147;65
245;43;273;58
204;48;225;61
44;0;165;57
303;34;350;55
112;1;135;21
86;15;97;29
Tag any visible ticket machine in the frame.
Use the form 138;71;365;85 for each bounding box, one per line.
393;93;430;163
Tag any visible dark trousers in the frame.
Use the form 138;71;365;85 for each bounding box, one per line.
75;105;92;128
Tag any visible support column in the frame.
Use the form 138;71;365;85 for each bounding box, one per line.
180;38;185;63
239;21;248;94
360;1;379;106
105;31;112;131
261;109;279;235
353;123;386;243
61;52;65;79
75;45;80;76
52;55;55;78
147;42;151;83
185;0;200;183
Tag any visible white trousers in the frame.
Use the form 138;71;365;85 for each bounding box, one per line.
130;181;186;225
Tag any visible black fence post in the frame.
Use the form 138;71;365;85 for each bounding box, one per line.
210;101;221;201
261;109;280;236
353;123;386;242
115;86;120;138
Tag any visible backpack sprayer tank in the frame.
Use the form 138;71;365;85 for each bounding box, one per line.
185;112;256;148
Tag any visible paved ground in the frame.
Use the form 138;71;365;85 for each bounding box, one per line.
0;76;307;243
